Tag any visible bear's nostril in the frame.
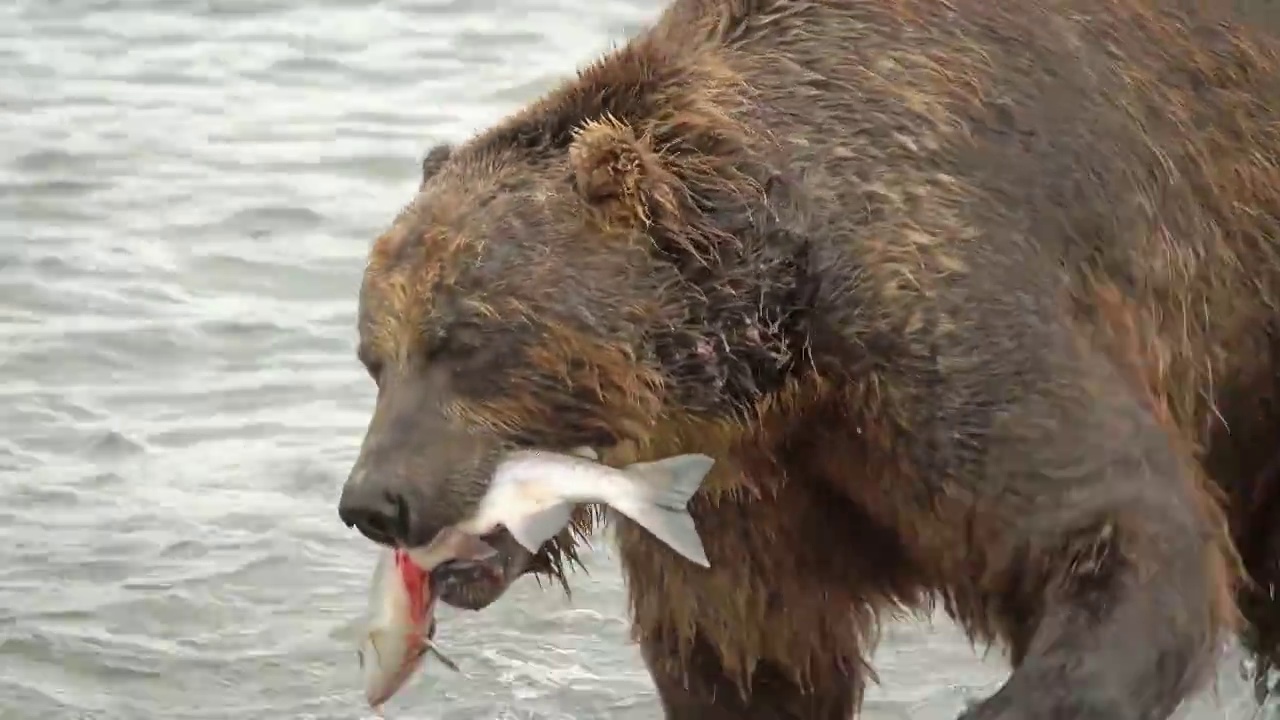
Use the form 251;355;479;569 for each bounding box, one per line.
361;500;397;540
386;490;411;540
337;482;412;546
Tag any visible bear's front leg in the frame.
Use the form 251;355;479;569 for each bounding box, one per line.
639;632;858;720
935;348;1236;720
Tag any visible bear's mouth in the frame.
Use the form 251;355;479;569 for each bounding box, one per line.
427;526;533;610
427;522;590;611
428;444;611;610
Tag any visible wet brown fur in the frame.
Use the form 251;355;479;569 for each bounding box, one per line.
346;0;1280;717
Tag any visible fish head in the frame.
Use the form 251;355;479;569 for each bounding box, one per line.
339;132;718;609
361;627;426;709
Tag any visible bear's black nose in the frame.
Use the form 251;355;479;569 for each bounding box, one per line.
337;472;411;547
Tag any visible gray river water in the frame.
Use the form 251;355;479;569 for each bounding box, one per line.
0;0;1266;717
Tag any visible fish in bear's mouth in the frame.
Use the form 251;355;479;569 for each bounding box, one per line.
423;526;536;611
426;527;590;610
344;443;614;611
344;520;535;611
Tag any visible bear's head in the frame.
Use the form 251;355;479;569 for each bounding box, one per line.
337;53;811;609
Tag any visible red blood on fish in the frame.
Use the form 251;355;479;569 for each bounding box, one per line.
361;547;443;709
394;549;432;629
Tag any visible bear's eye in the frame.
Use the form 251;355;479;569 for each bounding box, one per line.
425;323;488;364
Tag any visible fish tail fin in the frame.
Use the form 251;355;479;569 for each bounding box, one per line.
626;454;716;511
613;499;711;568
615;454;715;568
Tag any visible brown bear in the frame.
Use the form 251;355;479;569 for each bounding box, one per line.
335;0;1280;718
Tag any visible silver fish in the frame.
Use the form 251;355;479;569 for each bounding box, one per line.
357;547;460;710
450;448;716;567
405;525;499;572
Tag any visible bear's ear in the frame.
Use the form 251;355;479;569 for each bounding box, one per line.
568;117;682;231
420;143;453;185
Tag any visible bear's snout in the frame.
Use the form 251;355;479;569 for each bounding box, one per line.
338;367;498;549
337;462;417;547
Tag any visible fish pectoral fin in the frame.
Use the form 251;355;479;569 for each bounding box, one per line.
414;634;464;674
427;644;463;674
506;503;574;554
